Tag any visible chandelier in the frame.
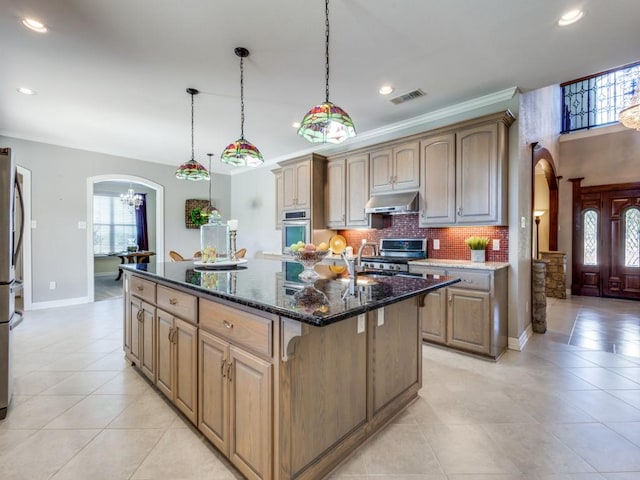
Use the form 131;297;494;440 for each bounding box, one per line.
297;0;356;144
619;92;640;131
121;185;143;210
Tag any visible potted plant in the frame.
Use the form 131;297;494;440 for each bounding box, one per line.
465;236;489;262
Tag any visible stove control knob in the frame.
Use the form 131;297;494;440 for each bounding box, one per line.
378;263;385;269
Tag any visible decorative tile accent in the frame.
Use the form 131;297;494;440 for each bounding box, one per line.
338;214;509;262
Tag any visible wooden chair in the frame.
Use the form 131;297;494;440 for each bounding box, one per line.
169;250;185;262
193;250;202;259
235;247;247;259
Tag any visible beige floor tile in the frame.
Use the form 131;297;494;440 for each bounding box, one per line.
12;371;74;395
50;428;164;480
0;428;37;452
556;390;640;423
92;369;152;395
108;391;179;429
328;450;368;477
607;367;640;383
606;390;640;410
530;351;600;368
548;423;640;471
44;394;136;429
448;474;528;480
422;424;520;475
131;428;240;479
0;395;84;429
502;388;597;424
0;429;99;480
40;370;120;395
480;423;595;474
602;474;640;480
361;424;444;475
83;350;131;371
572;351;640;368
38;352;111;371
604;421;640;447
567;367;640;390
523;474;606;480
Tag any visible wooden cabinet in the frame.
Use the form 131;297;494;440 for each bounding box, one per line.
282;161;310;211
128;296;156;383
273;168;283;229
410;265;508;359
156;309;198;423
419;111;513;226
370;141;419;194
326;153;376;228
199;299;273;480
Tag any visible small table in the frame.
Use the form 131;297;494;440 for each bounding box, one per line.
112;251;156;281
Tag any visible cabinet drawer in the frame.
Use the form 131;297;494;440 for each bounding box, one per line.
157;285;197;323
410;265;447;277
130;275;156;303
199;299;272;358
448;270;491;291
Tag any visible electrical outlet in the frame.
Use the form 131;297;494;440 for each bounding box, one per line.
525;301;529;313
78;221;87;229
357;314;365;334
492;239;500;250
378;308;385;327
433;239;440;250
31;220;37;229
49;281;56;290
521;216;526;228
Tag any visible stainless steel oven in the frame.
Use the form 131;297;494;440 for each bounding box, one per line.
360;238;427;277
282;210;310;254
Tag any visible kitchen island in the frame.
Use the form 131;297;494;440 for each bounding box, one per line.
121;259;458;480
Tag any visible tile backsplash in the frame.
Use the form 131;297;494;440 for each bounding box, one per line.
338;214;509;262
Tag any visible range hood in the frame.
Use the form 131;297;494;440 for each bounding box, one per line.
364;191;419;215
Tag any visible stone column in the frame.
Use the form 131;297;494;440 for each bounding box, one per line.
532;259;548;334
539;251;567;299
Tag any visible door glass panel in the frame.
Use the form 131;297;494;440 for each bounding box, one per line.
624;208;640;267
583;210;598;265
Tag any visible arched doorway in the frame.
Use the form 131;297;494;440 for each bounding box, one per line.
532;143;559;257
86;175;164;302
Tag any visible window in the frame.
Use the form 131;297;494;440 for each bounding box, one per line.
561;61;640;133
583;209;598;265
624;208;640;268
93;194;137;254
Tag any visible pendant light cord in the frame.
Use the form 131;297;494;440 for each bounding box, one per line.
190;91;195;161
240;55;245;139
207;153;213;201
325;0;330;103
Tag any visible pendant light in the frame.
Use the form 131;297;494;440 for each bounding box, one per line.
176;88;210;181
120;184;143;210
220;47;264;167
297;0;356;144
619;80;640;131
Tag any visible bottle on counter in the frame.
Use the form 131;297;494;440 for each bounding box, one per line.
200;210;230;263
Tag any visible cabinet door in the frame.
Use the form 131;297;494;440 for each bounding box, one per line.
140;301;156;383
129;300;142;364
326;160;346;228
174;318;198;424
229;346;272;480
123;276;133;359
369;148;393;193
392;142;420;191
294;161;311;209
446;287;491;355
199;329;229;453
456;123;499;223
420;134;456;226
346;154;370;226
156;309;174;399
274;169;283;229
282;166;297;210
420;289;447;344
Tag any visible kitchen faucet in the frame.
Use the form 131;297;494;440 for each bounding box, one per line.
341;241;378;296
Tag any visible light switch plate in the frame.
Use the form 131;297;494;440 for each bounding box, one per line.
31;220;37;229
78;221;87;229
521;216;526;228
492;239;500;250
357;314;365;334
433;239;440;250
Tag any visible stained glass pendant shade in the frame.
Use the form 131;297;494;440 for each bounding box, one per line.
297;0;356;144
176;88;210;181
221;47;264;167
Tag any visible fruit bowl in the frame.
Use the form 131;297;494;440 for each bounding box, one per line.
289;249;330;281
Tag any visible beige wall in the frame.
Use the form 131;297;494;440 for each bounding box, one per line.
558;126;640;287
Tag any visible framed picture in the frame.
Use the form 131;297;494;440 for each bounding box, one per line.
185;199;213;229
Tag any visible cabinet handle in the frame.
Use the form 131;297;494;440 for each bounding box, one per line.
136;310;143;322
221;359;227;378
169;298;177;305
448;295;452;305
457;207;462;216
222;320;234;329
226;362;233;382
136;285;143;292
168;327;173;342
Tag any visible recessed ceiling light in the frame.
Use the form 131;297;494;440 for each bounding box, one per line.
292;121;301;129
558;9;584;26
379;85;395;95
17;87;36;95
21;17;48;33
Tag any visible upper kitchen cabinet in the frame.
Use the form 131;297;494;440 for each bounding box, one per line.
327;153;378;229
369;141;420;194
419;111;515;227
277;153;327;228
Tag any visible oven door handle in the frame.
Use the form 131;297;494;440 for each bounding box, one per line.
10;310;24;330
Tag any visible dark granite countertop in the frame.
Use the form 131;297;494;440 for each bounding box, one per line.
121;259;459;327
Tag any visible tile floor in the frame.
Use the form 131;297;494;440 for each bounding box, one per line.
1;294;639;479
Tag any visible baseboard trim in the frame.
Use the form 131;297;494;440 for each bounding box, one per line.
507;323;533;351
30;296;90;310
94;272;117;278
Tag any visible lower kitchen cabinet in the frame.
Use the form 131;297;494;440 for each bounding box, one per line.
411;264;508;359
157;309;198;424
128;297;156;383
199;329;272;480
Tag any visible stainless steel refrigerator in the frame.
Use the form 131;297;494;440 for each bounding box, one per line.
0;147;24;419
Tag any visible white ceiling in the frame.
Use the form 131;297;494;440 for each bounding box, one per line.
2;0;639;175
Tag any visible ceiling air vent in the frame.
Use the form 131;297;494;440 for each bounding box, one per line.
389;89;426;105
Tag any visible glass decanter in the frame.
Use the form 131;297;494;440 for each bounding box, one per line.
200;211;230;263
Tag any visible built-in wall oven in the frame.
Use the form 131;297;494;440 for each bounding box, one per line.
282;210;310;254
